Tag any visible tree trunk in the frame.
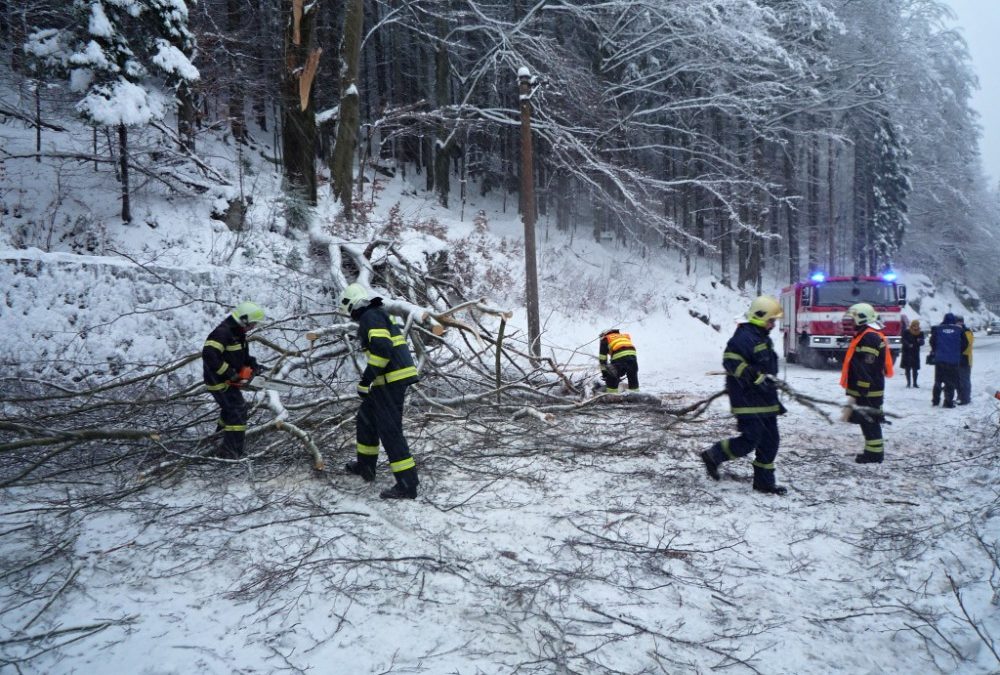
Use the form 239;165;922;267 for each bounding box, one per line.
227;0;247;143
519;70;540;359
433;18;451;208
282;0;320;223
118;124;131;223
330;0;362;218
784;132;800;284
807;133;820;274
177;81;196;152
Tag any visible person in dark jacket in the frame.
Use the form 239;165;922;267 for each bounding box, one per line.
700;296;787;495
339;283;421;499
955;316;974;405
929;312;967;408
899;319;924;388
202;302;265;458
840;303;894;463
598;328;639;393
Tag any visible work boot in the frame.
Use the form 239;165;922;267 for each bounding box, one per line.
379;483;417;499
344;461;375;482
943;401;955;409
699;451;720;481
854;452;883;464
380;469;419;499
752;483;788;496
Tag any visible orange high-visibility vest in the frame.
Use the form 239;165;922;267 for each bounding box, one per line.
607;332;635;355
840;326;894;389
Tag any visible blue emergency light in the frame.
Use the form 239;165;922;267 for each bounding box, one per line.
882;271;897;282
810;272;826;283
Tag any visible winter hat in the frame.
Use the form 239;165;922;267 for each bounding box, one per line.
943;312;956;324
909;319;920;329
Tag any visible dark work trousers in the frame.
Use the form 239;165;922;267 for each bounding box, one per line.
355;383;418;489
932;363;959;406
211;387;248;457
602;356;639;391
958;365;971;404
849;405;884;459
705;416;780;488
903;368;919;387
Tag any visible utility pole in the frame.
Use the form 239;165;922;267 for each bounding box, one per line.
518;66;541;358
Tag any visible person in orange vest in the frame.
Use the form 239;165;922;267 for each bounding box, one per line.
840;303;894;464
598;328;638;393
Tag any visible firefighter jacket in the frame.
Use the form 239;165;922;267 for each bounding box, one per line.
722;322;780;417
203;316;258;391
599;331;637;369
356;304;419;391
840;326;893;404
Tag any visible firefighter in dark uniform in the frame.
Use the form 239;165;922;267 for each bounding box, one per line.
840;303;894;464
598;328;639;393
339;283;421;499
700;296;787;495
202;301;265;458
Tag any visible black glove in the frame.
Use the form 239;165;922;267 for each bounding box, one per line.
252;363;265;376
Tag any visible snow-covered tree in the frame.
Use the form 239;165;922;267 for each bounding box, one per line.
26;0;199;221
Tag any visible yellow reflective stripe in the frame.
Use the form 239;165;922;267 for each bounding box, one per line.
225;344;243;351
357;443;380;456
752;460;775;470
865;440;885;451
215;362;230;375
204;340;224;351
753;343;769;353
206;382;229;391
752;373;766;385
222;424;246;432
857;346;880;356
720;439;736;460
391;335;407;347
600;354;609;363
724;352;746;362
366;351;390;368
733;362;748;378
731;405;781;415
866;390;884;397
390;457;416;473
384;366;418;383
610;350;636;360
846;388;861;397
857;381;870;388
368;328;392;341
605;387;619;393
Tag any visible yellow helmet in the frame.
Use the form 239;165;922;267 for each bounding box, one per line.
746;296;782;326
338;283;370;315
231;301;265;327
847;303;878;327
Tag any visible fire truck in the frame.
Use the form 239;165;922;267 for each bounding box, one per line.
778;273;907;368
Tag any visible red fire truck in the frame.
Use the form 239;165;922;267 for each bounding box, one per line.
778;273;907;368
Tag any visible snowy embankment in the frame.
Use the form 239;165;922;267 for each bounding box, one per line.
2;211;999;673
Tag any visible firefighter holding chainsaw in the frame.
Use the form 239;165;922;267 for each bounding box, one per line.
840;302;894;464
202;302;265;458
598;328;639;393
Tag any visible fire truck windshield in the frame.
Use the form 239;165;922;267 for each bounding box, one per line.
812;280;895;307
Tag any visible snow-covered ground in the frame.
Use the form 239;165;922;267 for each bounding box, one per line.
2;91;1000;674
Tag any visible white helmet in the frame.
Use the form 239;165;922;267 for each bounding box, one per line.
746;296;782;327
339;283;370;315
847;303;879;328
231;301;265;327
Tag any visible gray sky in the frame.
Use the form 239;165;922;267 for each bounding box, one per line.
946;0;1000;186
